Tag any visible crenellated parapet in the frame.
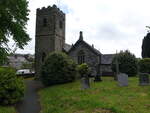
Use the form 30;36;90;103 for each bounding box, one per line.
36;4;65;17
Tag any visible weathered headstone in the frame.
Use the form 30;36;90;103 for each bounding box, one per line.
81;77;90;89
117;73;128;86
139;73;150;86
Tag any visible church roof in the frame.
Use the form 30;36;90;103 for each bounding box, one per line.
67;31;115;65
101;54;115;65
63;43;72;52
68;31;101;55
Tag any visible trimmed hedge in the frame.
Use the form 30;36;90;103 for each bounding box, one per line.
0;67;25;105
40;52;77;86
111;50;138;76
138;58;150;73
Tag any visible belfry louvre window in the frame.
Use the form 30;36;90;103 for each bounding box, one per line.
78;50;85;64
59;21;63;29
43;18;47;27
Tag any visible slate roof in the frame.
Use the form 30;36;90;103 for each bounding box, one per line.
63;43;72;52
101;54;115;65
67;31;115;65
68;31;101;55
68;39;101;56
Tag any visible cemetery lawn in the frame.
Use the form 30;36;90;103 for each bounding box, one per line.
39;77;150;113
0;106;16;113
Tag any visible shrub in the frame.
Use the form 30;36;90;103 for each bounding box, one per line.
138;58;150;73
77;63;90;77
0;67;25;105
111;50;138;76
40;52;77;86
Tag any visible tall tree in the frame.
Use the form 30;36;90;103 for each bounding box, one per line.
142;33;150;58
0;0;30;65
111;50;138;76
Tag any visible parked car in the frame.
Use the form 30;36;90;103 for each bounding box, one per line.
16;69;35;77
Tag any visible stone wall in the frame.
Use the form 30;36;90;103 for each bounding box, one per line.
69;43;100;76
100;65;112;72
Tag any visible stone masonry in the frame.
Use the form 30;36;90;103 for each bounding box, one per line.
35;5;65;77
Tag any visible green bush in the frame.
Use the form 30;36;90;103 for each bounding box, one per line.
77;63;90;77
138;58;150;73
111;50;138;76
40;52;77;86
0;67;25;105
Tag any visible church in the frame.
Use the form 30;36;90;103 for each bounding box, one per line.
35;5;114;77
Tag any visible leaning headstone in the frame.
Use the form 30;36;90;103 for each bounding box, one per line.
139;73;150;86
81;77;90;89
117;73;128;86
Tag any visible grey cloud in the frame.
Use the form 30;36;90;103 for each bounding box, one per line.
95;23;127;40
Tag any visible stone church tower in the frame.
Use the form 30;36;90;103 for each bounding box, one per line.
35;5;65;77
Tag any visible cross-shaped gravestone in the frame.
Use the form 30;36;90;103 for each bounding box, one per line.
94;64;102;82
139;73;150;86
114;51;120;80
81;77;90;89
117;73;128;86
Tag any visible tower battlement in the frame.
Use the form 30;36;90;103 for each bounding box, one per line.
36;4;65;17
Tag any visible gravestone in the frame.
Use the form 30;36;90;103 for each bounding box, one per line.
81;77;90;89
139;73;150;86
117;73;128;86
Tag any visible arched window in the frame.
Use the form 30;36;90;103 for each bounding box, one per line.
78;50;85;64
43;18;47;27
42;52;46;62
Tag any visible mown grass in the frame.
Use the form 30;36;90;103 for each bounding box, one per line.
0;106;16;113
39;77;150;113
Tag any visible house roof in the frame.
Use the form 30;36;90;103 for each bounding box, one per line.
101;54;115;64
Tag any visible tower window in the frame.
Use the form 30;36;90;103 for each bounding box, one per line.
78;50;85;64
59;21;63;29
43;18;47;27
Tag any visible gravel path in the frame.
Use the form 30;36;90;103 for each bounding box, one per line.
16;79;43;113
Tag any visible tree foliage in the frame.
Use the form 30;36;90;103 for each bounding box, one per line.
142;33;150;58
0;67;25;105
77;63;91;77
138;58;150;73
0;0;30;65
40;52;77;86
111;50;138;76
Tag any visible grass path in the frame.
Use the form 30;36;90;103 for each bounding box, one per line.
39;77;150;113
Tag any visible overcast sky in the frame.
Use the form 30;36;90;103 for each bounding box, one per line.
14;0;150;57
